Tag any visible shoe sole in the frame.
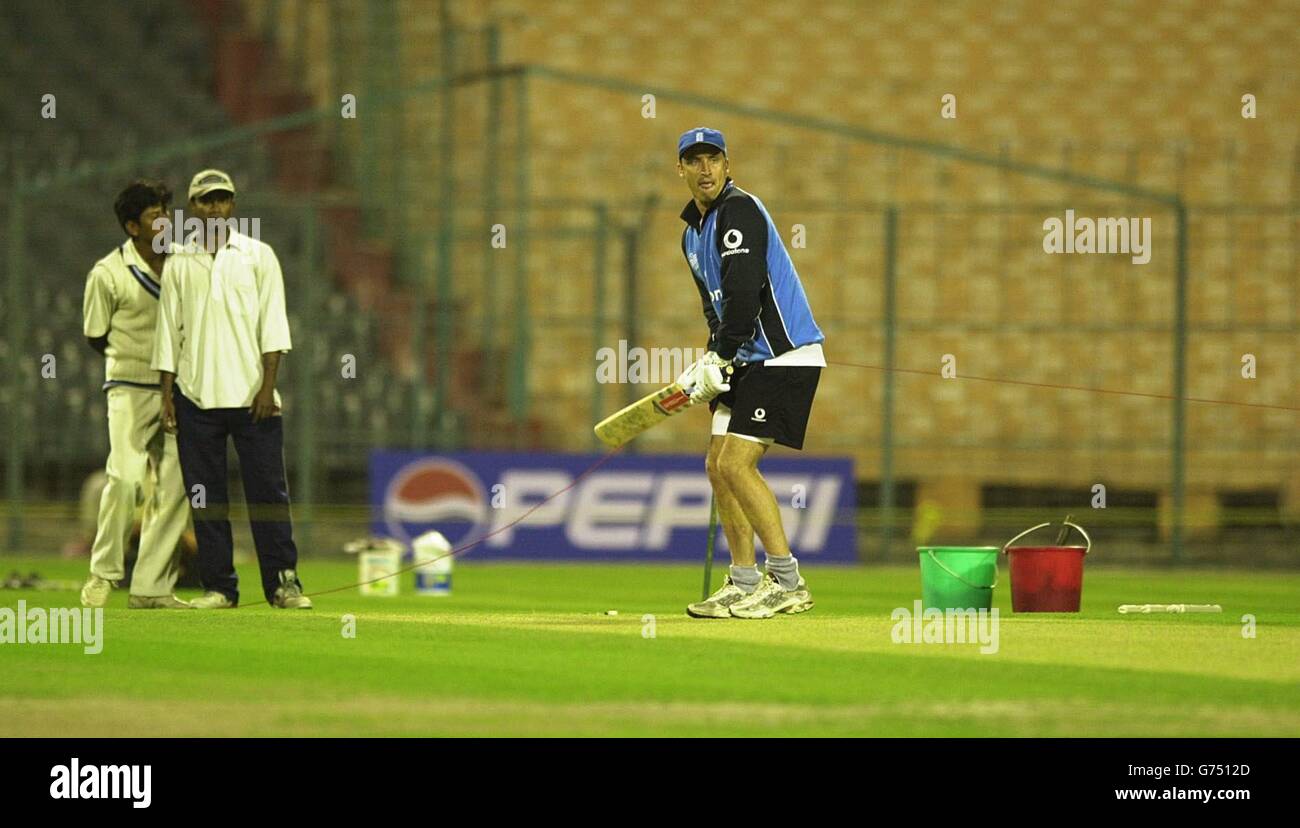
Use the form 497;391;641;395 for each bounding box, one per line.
731;597;814;619
686;604;734;619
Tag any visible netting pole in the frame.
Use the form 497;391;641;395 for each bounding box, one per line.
592;203;609;449
294;204;318;553
5;178;26;552
879;206;898;562
327;0;346;183
359;1;377;232
508;70;531;438
621;225;639;414
434;0;456;449
1171;200;1188;562
482;23;502;396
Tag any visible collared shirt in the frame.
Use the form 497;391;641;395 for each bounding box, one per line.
679;179;825;366
151;229;292;409
83;240;167;388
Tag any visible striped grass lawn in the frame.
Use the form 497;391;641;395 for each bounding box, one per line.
1;557;1296;736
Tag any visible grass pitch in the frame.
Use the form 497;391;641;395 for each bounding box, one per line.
1;556;1297;737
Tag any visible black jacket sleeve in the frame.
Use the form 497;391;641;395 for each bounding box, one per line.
683;228;720;349
713;196;768;361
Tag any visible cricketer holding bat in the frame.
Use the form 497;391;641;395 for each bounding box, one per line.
675;128;827;619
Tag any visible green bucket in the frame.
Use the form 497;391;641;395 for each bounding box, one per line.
918;547;999;610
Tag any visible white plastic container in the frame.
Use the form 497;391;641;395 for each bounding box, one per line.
412;530;453;597
358;546;402;597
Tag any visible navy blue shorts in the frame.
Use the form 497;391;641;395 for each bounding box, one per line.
709;363;821;450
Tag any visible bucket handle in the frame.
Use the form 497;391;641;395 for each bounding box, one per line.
1002;521;1092;555
925;550;998;590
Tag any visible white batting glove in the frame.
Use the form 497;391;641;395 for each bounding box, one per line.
674;357;703;392
688;352;732;403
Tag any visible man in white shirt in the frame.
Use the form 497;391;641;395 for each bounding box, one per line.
80;180;190;609
152;169;311;609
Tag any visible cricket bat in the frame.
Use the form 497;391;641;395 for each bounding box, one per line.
594;382;697;448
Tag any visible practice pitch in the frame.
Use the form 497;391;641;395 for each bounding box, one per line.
1;557;1296;737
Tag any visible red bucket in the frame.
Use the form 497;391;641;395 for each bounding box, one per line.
1001;521;1091;612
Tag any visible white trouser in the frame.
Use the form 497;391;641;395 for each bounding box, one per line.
88;386;188;596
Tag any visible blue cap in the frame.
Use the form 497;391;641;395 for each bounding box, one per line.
677;127;726;158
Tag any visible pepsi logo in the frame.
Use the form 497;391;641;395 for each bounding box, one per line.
383;458;488;545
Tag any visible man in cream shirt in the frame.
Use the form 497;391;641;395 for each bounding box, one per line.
152;169;311;609
81;180;190;609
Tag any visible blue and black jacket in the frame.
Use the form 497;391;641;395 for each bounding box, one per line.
679;178;824;364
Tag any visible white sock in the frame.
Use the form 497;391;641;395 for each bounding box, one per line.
729;565;761;593
765;554;800;590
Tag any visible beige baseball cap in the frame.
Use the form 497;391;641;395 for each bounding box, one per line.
188;169;236;200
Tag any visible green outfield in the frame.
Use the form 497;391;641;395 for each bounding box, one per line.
1;557;1297;737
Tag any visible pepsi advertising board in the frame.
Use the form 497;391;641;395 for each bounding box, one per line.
370;452;857;562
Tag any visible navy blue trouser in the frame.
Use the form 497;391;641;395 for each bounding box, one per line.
174;388;299;604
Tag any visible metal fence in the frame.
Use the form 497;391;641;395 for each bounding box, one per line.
3;59;1297;563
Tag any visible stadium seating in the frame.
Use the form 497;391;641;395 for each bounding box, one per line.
232;0;1297;540
4;0;1295;542
0;0;429;489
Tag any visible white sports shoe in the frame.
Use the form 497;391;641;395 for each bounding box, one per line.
272;569;313;609
128;594;191;609
728;573;814;619
80;575;113;608
686;576;749;618
189;591;236;609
